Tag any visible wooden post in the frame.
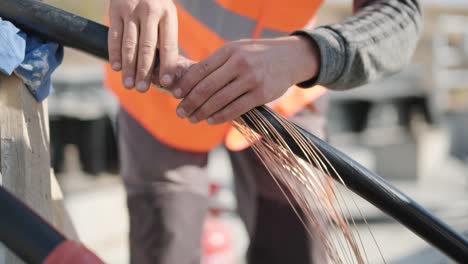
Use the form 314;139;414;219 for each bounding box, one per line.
0;74;77;263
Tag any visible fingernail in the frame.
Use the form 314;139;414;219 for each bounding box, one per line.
189;116;198;123
112;63;121;71
207;117;215;124
124;77;134;88
161;74;173;86
136;81;148;91
173;88;182;98
176;107;186;118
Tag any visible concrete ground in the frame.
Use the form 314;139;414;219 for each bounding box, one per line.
59;127;468;263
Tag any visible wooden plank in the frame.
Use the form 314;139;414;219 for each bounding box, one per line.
50;169;78;240
0;74;77;264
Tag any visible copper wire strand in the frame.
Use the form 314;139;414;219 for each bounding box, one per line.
306;134;387;263
256;108;360;263
281;118;367;263
280;130;356;262
246;109;353;263
283;114;376;264
270;109;364;263
273;108;377;263
231;106;387;264
232;116;342;258
232;123;349;263
233;114;343;262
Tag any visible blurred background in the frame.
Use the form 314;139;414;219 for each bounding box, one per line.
43;0;468;263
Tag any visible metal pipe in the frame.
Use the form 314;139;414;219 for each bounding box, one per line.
0;0;467;261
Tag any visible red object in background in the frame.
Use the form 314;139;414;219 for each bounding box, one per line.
43;240;104;264
202;215;234;264
201;183;235;264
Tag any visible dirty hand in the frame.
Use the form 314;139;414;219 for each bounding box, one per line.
108;0;178;92
173;36;320;125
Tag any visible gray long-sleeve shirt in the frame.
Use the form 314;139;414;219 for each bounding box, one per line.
294;0;422;90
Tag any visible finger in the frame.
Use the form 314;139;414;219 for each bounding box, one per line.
207;93;257;125
121;19;139;89
135;15;160;92
190;77;251;122
177;59;237;120
108;16;123;71
158;6;179;89
152;56;194;88
173;45;232;99
151;66;173;95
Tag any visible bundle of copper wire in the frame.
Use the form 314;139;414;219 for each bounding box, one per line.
232;106;385;264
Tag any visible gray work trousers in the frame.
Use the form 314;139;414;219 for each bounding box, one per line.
118;104;328;264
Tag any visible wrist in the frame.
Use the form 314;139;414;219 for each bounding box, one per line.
282;35;320;85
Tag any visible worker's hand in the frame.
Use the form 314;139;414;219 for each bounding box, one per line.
173;36;320;125
108;0;178;92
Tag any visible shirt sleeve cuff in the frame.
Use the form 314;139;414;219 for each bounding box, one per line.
291;27;346;89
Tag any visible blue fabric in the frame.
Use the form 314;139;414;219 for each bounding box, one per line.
0;18;26;75
0;17;63;101
15;35;64;101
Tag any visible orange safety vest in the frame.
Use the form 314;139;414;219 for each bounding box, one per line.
105;0;326;152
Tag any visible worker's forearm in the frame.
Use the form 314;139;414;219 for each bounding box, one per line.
294;0;422;90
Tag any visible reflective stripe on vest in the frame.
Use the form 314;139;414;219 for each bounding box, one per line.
177;0;256;40
106;0;325;152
